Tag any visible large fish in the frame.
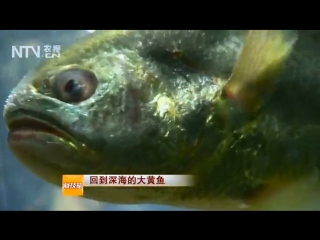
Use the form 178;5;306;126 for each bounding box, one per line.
4;30;320;210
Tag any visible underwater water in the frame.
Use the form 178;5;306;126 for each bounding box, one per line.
0;30;191;210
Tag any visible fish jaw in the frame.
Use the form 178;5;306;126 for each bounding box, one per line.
4;106;103;187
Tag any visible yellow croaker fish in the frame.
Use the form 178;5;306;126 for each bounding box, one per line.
4;30;320;210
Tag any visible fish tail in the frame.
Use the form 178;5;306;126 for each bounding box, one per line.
223;30;297;112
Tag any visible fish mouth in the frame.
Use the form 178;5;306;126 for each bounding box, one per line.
6;109;74;142
5;109;84;187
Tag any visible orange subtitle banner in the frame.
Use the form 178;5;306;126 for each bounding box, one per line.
62;175;84;196
62;174;194;196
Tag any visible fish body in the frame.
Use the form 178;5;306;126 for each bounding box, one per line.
4;30;320;210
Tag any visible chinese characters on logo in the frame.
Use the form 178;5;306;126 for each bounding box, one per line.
61;175;84;196
63;183;82;189
43;45;60;58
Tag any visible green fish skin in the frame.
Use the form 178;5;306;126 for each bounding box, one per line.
4;30;320;210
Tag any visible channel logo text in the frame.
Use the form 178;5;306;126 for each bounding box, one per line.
12;45;61;58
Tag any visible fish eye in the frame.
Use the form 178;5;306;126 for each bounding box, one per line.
52;69;98;103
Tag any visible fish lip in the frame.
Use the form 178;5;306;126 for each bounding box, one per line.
5;109;75;142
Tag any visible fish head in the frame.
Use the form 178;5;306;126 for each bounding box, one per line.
4;30;244;206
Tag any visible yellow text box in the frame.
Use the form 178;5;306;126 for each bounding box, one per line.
62;175;84;196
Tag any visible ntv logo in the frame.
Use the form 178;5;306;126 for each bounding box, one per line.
12;45;61;59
